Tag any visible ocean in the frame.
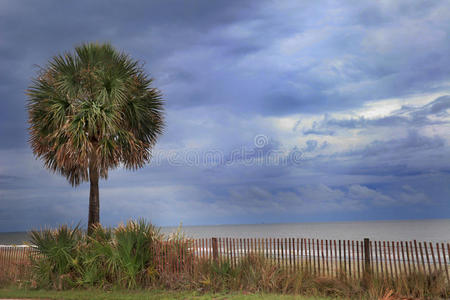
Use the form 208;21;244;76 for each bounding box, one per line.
1;219;449;245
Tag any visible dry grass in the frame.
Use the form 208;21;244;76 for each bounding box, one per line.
154;254;450;299
0;248;35;287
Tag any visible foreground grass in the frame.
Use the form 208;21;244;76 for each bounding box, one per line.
0;287;329;300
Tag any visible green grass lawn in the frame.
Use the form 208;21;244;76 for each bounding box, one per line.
0;288;329;300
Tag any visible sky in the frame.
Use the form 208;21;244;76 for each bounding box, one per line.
1;0;450;231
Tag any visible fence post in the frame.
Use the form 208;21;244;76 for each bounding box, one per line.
363;238;371;285
212;237;218;263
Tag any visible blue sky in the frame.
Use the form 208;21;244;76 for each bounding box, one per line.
1;0;450;231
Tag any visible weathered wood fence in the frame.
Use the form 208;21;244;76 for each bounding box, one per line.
0;245;39;280
154;238;450;280
2;238;449;281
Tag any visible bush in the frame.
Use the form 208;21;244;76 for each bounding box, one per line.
29;220;163;289
30;224;83;289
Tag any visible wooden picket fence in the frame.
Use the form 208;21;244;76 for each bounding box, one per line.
154;238;450;281
1;238;449;281
0;246;39;281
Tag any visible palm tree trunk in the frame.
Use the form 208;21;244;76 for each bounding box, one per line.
88;150;100;234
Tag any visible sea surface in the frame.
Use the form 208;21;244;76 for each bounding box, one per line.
1;219;449;245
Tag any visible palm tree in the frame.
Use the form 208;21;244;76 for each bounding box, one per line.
27;42;164;233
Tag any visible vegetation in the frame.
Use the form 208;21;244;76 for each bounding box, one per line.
0;287;327;300
28;220;163;289
27;43;164;232
1;220;448;299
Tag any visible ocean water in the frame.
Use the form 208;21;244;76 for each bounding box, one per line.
1;219;449;245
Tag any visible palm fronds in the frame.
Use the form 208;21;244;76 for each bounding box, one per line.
27;42;164;186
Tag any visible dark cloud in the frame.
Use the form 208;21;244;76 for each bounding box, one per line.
303;140;318;152
397;95;450;117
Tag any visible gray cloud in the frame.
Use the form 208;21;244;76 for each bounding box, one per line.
347;131;445;158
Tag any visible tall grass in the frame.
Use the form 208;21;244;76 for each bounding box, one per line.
163;254;449;299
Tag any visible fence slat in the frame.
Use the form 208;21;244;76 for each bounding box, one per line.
386;241;392;277
226;238;230;266
424;242;431;274
265;238;269;259
235;237;238;267
338;240;342;277
269;238;272;262
347;240;351;278
275;238;279;267
405;241;411;276
313;239;318;275
293;238;297;271
436;243;442;275
286;238;289;270
356;241;361;278
308;239;312;273
333;240;338;277
289;238;293;272
269;238;275;261
441;243;449;281
400;242;407;276
258;238;261;256
326;240;330;277
311;239;316;275
233;238;237;267
414;240;421;273
419;242;426;273
430;242;437;273
396;242;401;276
373;241;378;277
391;241;398;279
330;239;334;277
300;238;304;271
285;238;288;270
240;238;243;263
378;241;384;279
351;240;355;279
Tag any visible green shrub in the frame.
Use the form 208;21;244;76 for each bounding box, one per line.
29;220;163;289
30;224;83;289
110;220;161;288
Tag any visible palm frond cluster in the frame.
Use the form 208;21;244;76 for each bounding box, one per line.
27;42;164;185
29;220;164;289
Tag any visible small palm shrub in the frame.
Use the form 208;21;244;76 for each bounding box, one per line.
29;220;163;289
30;224;83;289
109;220;161;288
